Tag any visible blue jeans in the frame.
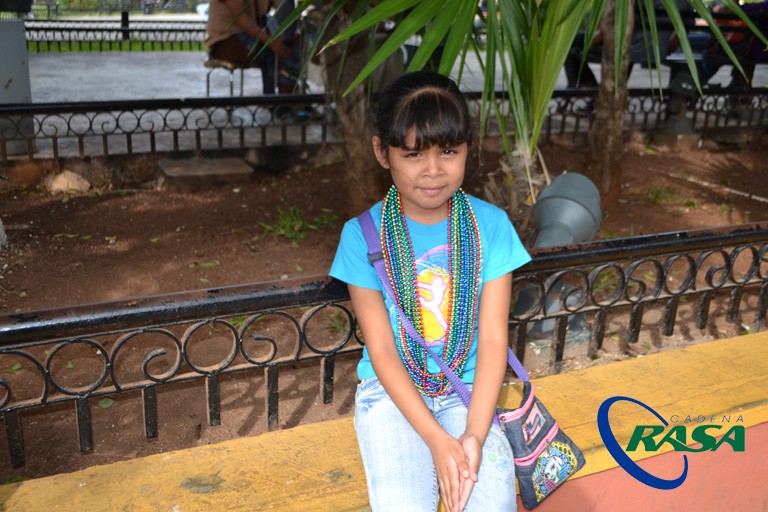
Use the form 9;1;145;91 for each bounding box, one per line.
236;33;300;95
235;33;276;94
354;378;517;512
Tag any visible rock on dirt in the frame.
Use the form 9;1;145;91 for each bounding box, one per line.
43;170;91;194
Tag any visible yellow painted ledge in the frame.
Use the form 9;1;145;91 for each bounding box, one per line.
1;332;766;512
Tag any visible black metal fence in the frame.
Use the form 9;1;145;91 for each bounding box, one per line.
543;88;768;141
0;94;332;170
2;89;767;171
2;222;768;468
24;19;206;52
0;1;201;19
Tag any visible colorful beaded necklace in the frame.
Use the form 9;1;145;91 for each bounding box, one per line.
380;185;482;396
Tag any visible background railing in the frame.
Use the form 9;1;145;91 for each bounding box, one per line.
1;0;202;19
2;222;767;468
0;94;332;170
2;88;767;170
24;19;207;51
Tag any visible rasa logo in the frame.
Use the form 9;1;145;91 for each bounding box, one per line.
597;396;745;490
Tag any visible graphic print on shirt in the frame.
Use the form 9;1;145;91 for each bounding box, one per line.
413;245;450;347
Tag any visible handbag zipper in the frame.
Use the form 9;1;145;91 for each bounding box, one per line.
514;423;560;467
498;383;535;423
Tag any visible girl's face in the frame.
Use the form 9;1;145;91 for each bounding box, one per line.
373;130;467;225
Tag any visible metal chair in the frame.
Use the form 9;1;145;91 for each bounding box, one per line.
204;58;245;97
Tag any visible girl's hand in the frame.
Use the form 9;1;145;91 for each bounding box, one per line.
428;432;471;512
457;432;482;511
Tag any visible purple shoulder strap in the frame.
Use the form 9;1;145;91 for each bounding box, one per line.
356;209;529;412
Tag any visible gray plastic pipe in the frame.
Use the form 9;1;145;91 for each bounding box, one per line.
532;172;602;249
515;172;603;339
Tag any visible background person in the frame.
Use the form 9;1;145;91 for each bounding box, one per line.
563;0;695;90
700;0;768;89
205;0;296;95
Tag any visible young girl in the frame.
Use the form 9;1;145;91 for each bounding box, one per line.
330;71;531;512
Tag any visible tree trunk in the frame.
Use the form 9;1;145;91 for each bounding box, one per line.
586;0;635;208
317;12;388;218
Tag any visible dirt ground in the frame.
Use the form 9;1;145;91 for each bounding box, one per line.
1;133;767;481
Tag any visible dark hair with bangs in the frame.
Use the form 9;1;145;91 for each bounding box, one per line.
374;71;473;152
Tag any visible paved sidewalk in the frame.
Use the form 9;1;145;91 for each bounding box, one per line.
26;49;768;104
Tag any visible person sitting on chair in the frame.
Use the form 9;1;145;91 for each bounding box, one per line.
701;0;768;89
205;0;295;95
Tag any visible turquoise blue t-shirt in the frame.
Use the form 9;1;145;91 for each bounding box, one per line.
329;194;531;385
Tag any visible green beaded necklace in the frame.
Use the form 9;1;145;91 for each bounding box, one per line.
381;185;482;396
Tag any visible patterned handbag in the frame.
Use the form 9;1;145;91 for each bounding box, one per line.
497;381;585;509
358;210;585;509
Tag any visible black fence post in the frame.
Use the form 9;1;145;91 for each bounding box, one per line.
121;10;129;41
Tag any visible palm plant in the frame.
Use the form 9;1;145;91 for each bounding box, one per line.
295;0;603;218
472;0;600;215
276;0;765;216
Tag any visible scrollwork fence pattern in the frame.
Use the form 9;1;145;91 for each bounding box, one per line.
3;89;766;169
2;223;768;468
0;277;357;468
0;95;332;166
